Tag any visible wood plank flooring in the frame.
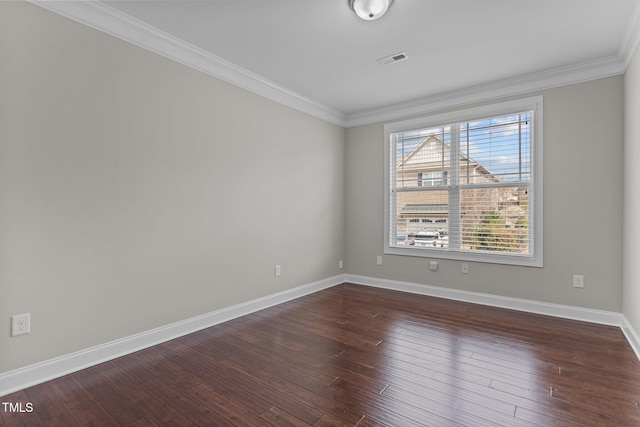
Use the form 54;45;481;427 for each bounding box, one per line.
2;283;640;426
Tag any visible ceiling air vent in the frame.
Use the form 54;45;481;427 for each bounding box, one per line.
377;51;408;65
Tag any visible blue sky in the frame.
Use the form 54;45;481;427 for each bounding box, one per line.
395;112;531;182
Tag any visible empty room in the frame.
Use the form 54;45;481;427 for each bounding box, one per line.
2;0;640;425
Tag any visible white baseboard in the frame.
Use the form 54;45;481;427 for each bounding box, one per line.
621;314;640;362
4;273;640;397
0;275;344;397
346;274;640;360
346;274;624;326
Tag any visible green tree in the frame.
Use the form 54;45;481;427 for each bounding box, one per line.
512;215;529;252
473;210;508;251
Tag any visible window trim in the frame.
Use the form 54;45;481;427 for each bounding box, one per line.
419;171;445;187
383;96;543;267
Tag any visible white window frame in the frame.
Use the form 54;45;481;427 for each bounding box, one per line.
384;96;543;267
419;171;444;187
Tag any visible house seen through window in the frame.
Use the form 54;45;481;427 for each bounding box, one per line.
384;97;543;266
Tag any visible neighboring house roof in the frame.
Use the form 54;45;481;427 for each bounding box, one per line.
398;134;497;180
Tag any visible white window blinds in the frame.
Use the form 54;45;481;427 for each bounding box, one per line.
385;97;542;266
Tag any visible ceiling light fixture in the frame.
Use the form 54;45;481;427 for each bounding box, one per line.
349;0;394;21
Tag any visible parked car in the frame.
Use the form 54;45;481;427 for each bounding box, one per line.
434;231;449;248
413;231;439;247
403;230;448;248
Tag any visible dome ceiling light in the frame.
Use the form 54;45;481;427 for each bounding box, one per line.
349;0;395;21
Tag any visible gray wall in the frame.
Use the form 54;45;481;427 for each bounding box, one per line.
1;0;632;377
346;77;624;312
624;46;640;333
0;2;345;373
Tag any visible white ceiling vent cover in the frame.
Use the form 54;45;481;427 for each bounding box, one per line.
377;52;409;65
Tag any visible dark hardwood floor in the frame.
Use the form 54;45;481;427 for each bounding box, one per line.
2;283;640;426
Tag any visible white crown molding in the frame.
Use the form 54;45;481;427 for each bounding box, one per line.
29;0;348;127
30;1;638;130
0;274;345;397
620;0;640;69
344;55;626;127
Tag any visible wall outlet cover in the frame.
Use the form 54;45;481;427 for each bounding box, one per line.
11;313;30;337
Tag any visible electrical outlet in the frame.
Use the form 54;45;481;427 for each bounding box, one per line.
11;313;30;337
461;263;469;274
429;261;438;271
376;256;382;266
274;265;281;277
573;274;584;288
339;260;343;269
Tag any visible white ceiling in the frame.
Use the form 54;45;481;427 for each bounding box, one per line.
35;0;640;126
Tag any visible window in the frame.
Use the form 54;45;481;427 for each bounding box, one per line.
384;97;543;266
418;171;447;187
